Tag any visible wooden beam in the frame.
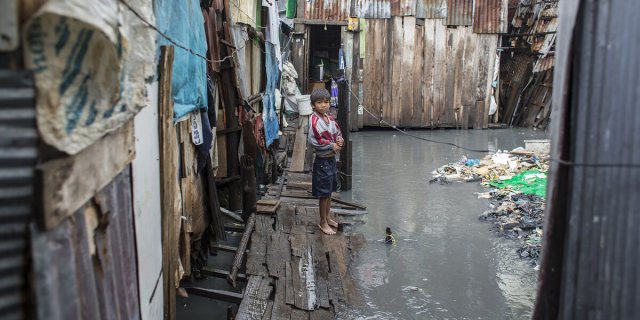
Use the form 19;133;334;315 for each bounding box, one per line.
39;120;135;230
185;287;243;304
289;117;308;172
227;213;256;287
201;267;248;282
158;45;179;320
294;18;348;26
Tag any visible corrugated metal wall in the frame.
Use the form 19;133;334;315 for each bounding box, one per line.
0;71;35;320
446;0;473;26
537;0;640;318
305;0;351;21
473;0;508;33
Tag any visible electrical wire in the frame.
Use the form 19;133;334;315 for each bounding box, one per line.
342;80;640;168
120;0;272;64
344;80;492;153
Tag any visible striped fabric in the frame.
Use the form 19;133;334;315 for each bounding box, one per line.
308;112;343;158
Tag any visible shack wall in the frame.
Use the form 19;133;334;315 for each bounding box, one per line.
361;19;498;128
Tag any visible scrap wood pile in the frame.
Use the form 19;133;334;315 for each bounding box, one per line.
431;146;549;266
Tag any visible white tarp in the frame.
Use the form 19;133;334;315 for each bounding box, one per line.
23;0;155;154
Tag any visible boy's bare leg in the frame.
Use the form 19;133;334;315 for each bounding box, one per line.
326;198;338;228
318;197;336;235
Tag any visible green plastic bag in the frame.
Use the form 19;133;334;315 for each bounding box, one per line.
487;170;547;197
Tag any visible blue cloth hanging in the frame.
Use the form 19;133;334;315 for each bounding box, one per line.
155;0;208;121
263;43;280;147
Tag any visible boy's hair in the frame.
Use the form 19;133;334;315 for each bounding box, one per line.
310;88;331;105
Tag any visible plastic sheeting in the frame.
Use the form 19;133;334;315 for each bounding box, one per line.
262;43;280;147
22;0;155;154
155;0;208;121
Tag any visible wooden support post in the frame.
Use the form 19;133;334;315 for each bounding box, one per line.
337;80;352;190
227;213;256;287
159;46;178;320
240;155;257;221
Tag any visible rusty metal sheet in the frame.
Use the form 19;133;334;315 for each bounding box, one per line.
391;0;415;16
417;0;447;19
31;168;140;320
352;0;392;18
0;70;36;320
446;0;473;26
473;0;508;33
305;0;351;21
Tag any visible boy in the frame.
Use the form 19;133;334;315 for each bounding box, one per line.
308;88;344;235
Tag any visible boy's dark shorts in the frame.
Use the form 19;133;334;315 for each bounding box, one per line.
312;156;338;198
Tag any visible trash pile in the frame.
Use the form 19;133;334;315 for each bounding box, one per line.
431;147;550;267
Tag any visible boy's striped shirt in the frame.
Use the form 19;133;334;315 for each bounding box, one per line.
308;112;343;158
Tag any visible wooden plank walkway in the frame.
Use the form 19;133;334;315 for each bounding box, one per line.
235;119;366;320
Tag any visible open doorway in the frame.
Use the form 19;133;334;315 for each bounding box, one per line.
307;25;342;94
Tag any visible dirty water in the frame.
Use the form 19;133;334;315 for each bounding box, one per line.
340;128;548;320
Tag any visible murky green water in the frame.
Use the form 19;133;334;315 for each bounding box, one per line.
340;128;548;320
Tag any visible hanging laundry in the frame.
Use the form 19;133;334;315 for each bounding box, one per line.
338;47;345;70
330;79;339;108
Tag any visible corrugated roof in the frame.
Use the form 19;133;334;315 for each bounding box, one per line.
418;0;447;19
446;0;473;26
305;0;351;21
473;0;508;33
352;0;392;18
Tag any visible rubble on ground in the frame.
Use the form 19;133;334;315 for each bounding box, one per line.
432;146;549;266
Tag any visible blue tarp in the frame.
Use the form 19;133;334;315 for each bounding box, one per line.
155;0;208;121
263;43;280;147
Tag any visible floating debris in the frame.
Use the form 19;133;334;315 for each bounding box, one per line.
432;146;549;266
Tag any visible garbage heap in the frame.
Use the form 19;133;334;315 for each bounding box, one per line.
432;148;549;266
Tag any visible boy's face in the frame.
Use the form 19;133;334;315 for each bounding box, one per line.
313;99;330;115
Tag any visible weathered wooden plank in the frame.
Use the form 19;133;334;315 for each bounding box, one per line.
330;208;368;216
362;19;376;126
39;120;135;230
381;19;393;128
276;203;295;234
386;16;403;126
452;28;466;128
286;180;312;191
285;262;295;306
289;116;308;173
461;29;476;129
257;199;281;214
185;287;244;304
432;23;447;126
158;46;179;320
373;19;385;126
228;214;256;287
412;23;424;127
399;16;415;127
310;235;331;309
309;308;333;320
296;206;320;227
289;225;308;258
236;276;273;320
246;215;270;276
290;308;310;320
422;19;436;127
271;278;292;320
266;231;291;278
261;301;273;320
326;250;344;310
